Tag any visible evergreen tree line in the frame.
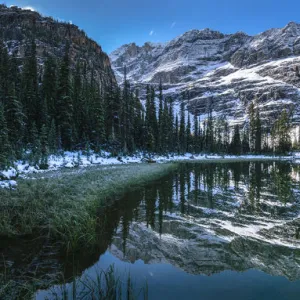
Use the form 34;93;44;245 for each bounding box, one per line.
0;40;294;169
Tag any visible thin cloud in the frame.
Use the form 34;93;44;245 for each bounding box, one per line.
149;30;154;36
171;22;176;29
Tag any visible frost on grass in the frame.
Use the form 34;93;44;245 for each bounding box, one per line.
0;151;298;189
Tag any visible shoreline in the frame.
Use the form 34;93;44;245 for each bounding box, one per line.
0;152;299;188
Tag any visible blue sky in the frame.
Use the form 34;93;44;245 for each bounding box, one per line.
5;0;300;53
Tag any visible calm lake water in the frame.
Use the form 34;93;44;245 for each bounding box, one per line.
37;161;300;299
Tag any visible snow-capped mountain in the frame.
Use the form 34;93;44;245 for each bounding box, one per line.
110;23;300;130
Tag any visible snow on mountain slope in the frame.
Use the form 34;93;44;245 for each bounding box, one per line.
110;23;300;130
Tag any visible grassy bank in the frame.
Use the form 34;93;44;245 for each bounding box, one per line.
0;163;177;252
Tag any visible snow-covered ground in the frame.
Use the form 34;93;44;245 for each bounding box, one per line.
0;151;299;189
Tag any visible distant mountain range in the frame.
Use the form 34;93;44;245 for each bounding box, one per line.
110;23;300;131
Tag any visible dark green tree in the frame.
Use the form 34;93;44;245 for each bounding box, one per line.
230;125;242;155
57;43;74;149
255;107;262;153
0;104;11;168
179;102;186;153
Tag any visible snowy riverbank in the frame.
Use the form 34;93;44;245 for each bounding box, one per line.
0;151;299;189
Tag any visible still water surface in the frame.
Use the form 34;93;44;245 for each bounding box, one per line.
37;162;300;299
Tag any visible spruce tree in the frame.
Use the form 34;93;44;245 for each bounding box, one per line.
276;110;292;154
41;56;57;126
0;104;11;168
57;43;74;150
48;119;57;154
175;115;180;154
145;85;156;153
186;113;192;153
105;78;121;142
5;83;25;157
249;102;256;153
255;107;262;153
242;126;250;154
168;97;175;152
223;119;230;154
29;121;41;165
21;40;39;130
0;44;10;103
179;102;186;154
41;56;57;122
193;113;199;153
150;86;158;150
230;125;242;155
158;80;163;153
40;124;48;167
205;99;214;153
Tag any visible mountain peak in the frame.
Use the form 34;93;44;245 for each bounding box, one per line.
178;28;225;41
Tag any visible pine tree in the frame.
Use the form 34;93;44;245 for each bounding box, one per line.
145;85;156;153
179;102;186;153
150;86;158;150
193;113;199;153
57;43;74;150
29;121;41;165
120;67;132;153
161;95;170;153
72;61;83;142
242;126;250;154
249;102;256;152
48;119;57;154
40;124;48;167
105;78;121;142
174;115;180;154
0;44;10;103
223;119;230;154
133;89;144;150
41;56;57;126
0;104;11;168
90;72;106;152
158;80;163;153
205;98;214;153
275;110;292;154
186;113;192;153
230;125;242;155
214;118;223;154
255;107;262;153
21;40;39;131
168;97;174;152
5;83;25;157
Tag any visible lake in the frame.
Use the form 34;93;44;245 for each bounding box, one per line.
36;161;300;299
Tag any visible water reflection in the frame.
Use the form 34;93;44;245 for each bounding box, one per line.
38;162;300;299
112;162;300;277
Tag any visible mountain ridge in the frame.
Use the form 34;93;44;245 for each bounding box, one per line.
109;22;300;134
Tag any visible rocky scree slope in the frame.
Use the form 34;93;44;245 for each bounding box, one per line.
110;23;300;129
0;5;116;90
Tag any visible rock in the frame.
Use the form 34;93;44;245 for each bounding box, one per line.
64;162;75;168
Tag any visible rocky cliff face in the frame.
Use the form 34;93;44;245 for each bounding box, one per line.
110;23;300;130
0;5;116;90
